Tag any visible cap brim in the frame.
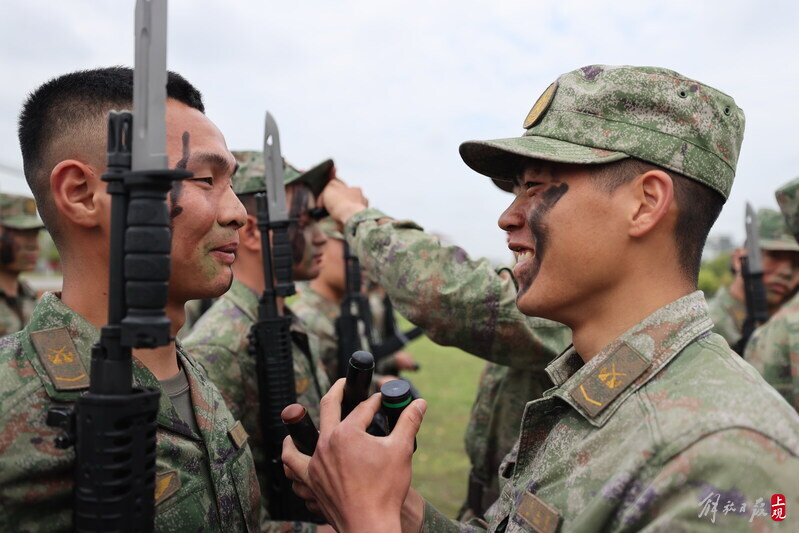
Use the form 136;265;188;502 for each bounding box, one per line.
760;239;799;252
1;219;44;230
289;158;334;197
460;136;630;191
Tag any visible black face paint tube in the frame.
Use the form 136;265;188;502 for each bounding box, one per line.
281;403;318;456
380;379;417;452
342;350;374;419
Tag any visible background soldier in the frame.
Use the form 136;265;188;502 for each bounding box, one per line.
0;67;260;531
708;207;799;347
284;64;799;532
0;193;44;336
745;177;799;412
183;151;334;533
292;216;419;383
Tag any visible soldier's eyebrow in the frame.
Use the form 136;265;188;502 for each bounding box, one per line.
185;152;236;176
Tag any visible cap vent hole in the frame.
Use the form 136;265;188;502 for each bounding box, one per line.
678;90;688;98
723;106;731;116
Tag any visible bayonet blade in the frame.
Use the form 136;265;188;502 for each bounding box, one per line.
264;112;289;221
745;202;764;274
132;0;168;171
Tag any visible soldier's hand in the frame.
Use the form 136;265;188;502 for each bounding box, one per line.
318;178;369;225
283;378;426;532
392;350;419;371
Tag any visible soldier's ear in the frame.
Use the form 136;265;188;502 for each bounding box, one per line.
628;169;674;238
50;159;103;229
239;214;261;252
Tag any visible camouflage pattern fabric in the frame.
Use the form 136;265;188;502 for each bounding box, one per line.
291;285;346;381
707;285;745;348
0;280;37;337
0;292;261;532
460;65;744;200
776;176;799;240
231;150;333;197
420;292;799;531
182;278;330;533
756;207;799;251
344;207;571;516
292;284;401;381
0;193;44;230
745;291;799;412
743;178;799;414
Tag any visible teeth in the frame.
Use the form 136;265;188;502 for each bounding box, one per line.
517;251;534;262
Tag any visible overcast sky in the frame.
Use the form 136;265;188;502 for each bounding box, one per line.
2;0;797;262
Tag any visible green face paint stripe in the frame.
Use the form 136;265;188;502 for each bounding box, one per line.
382;398;412;409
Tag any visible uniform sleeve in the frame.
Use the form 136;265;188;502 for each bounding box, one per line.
345;209;570;370
620;428;799;531
745;314;799;412
420;499;487;533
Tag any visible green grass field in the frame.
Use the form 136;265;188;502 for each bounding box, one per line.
400;333;485;518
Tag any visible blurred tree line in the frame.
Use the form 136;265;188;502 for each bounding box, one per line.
698;251;733;297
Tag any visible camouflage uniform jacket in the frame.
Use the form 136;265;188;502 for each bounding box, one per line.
0;279;37;337
291;285;344;381
292;285;394;382
745;289;799;412
0;292;261;532
421;291;799;532
182;278;330;533
707;285;745;348
344;208;572;515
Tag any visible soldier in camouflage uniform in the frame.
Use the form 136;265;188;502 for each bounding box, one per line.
291;217;419;382
0;193;44;336
284;65;799;532
311;185;570;517
183;151;333;533
708;207;799;348
745;177;799;412
0;67;261;531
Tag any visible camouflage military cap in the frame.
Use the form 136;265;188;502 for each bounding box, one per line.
231;150;333;197
318;216;344;240
756;207;799;252
775;176;799;242
460;65;745;200
0;193;44;230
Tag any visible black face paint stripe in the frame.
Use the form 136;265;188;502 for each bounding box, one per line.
519;183;569;295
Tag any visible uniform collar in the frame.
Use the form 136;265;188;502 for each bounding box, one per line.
222;278;260;322
544;291;713;427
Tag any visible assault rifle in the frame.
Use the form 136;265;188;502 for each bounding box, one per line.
335;241;375;379
335;243;421;398
734;202;769;355
46;1;189;530
249;112;319;522
370;292;423;369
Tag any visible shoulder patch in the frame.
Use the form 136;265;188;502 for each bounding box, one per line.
30;327;90;391
228;420;249;450
571;343;648;417
154;469;181;506
516;490;560;533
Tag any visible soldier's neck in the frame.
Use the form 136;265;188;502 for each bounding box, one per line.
61;262;182;381
0;269;20;297
309;277;343;304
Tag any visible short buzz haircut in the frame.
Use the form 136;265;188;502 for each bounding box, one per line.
17;66;204;246
588;158;724;284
